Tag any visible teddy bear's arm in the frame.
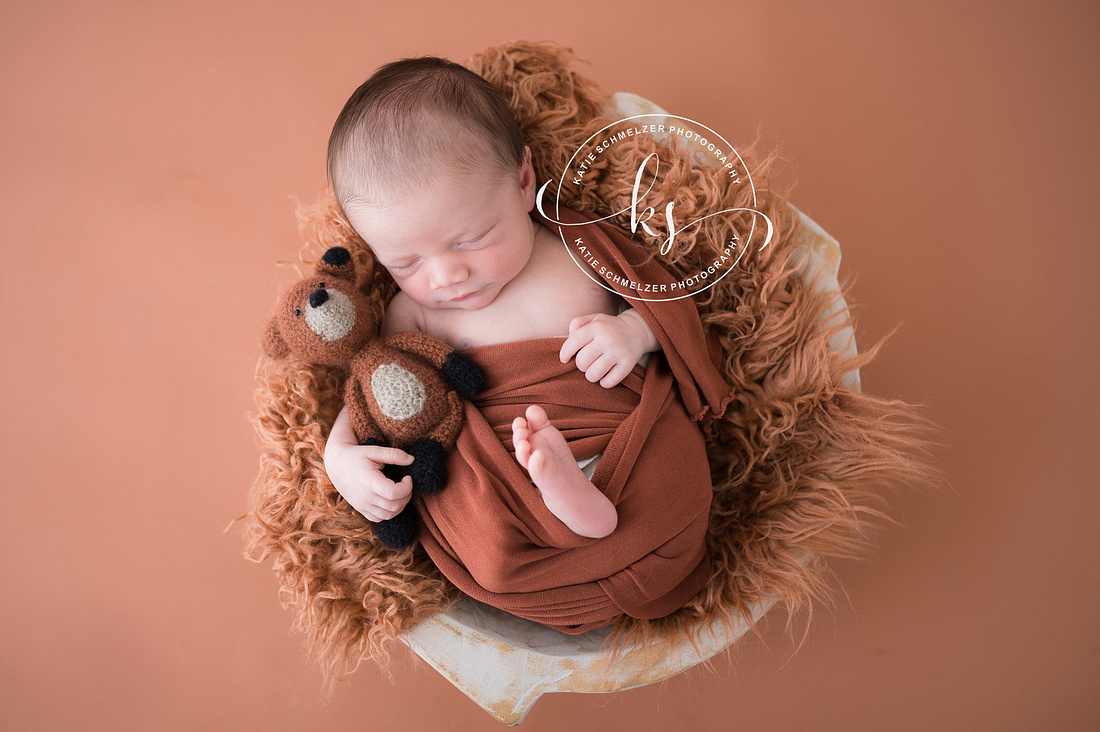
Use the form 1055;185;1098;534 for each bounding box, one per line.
344;376;386;445
384;331;484;398
384;331;452;367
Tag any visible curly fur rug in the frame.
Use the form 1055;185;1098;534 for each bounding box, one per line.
243;40;941;687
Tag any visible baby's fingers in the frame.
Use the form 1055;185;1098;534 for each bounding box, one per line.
560;321;595;363
361;444;415;468
582;353;617;385
372;474;414;503
568;313;597;333
598;361;633;388
368;489;412;520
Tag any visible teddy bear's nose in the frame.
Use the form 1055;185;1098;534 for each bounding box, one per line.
309;288;329;308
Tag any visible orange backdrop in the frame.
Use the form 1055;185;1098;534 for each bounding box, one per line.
2;1;1097;730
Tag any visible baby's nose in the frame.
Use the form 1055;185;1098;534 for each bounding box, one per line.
309;288;329;308
429;259;469;289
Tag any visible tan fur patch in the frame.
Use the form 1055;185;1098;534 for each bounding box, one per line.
371;363;427;420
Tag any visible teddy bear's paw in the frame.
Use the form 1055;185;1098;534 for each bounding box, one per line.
442;351;485;398
408;438;447;494
373;504;418;549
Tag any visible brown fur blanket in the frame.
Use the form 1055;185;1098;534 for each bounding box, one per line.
243;40;940;686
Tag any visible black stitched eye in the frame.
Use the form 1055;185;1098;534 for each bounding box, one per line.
294;308;301;316
318;282;325;289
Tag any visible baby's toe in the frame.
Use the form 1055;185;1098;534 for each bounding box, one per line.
524;404;550;430
515;437;532;468
528;448;549;480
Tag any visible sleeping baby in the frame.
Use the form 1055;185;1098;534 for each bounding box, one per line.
322;56;729;632
323;57;659;540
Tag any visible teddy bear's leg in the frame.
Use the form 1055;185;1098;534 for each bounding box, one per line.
426;391;465;449
407;392;466;494
407;438;447;495
373;503;418;549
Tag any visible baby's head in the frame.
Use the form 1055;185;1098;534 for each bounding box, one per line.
329;57;540;312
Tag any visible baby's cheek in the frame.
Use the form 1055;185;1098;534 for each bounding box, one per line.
398;279;431;306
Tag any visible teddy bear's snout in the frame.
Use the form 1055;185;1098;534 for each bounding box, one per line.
302;287;355;342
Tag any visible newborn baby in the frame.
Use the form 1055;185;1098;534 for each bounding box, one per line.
323;56;660;540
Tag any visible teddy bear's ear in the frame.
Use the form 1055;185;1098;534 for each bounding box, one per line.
262;317;290;359
316;246;356;283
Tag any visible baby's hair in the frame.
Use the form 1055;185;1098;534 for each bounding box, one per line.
327;56;527;214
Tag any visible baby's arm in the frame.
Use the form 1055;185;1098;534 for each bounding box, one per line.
323;403;415;523
559;304;660;388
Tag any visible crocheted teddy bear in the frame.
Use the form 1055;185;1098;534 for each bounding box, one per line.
263;246;484;549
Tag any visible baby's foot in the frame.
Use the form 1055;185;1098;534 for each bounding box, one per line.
512;405;618;538
513;405;584;490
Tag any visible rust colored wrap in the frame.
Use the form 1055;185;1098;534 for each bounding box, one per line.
416;205;736;632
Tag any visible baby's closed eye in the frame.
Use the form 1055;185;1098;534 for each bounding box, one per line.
389;259;420;274
456;227;493;250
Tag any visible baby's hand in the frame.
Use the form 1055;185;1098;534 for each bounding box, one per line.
559;308;659;388
324;405;414;523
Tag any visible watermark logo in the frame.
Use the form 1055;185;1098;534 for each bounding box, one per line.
535;114;774;302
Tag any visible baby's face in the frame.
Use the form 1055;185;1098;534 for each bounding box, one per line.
344;152;538;312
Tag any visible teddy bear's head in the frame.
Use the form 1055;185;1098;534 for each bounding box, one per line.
263;246;378;367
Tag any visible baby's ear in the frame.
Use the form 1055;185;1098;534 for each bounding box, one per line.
315;246;356;283
262;317;290;359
